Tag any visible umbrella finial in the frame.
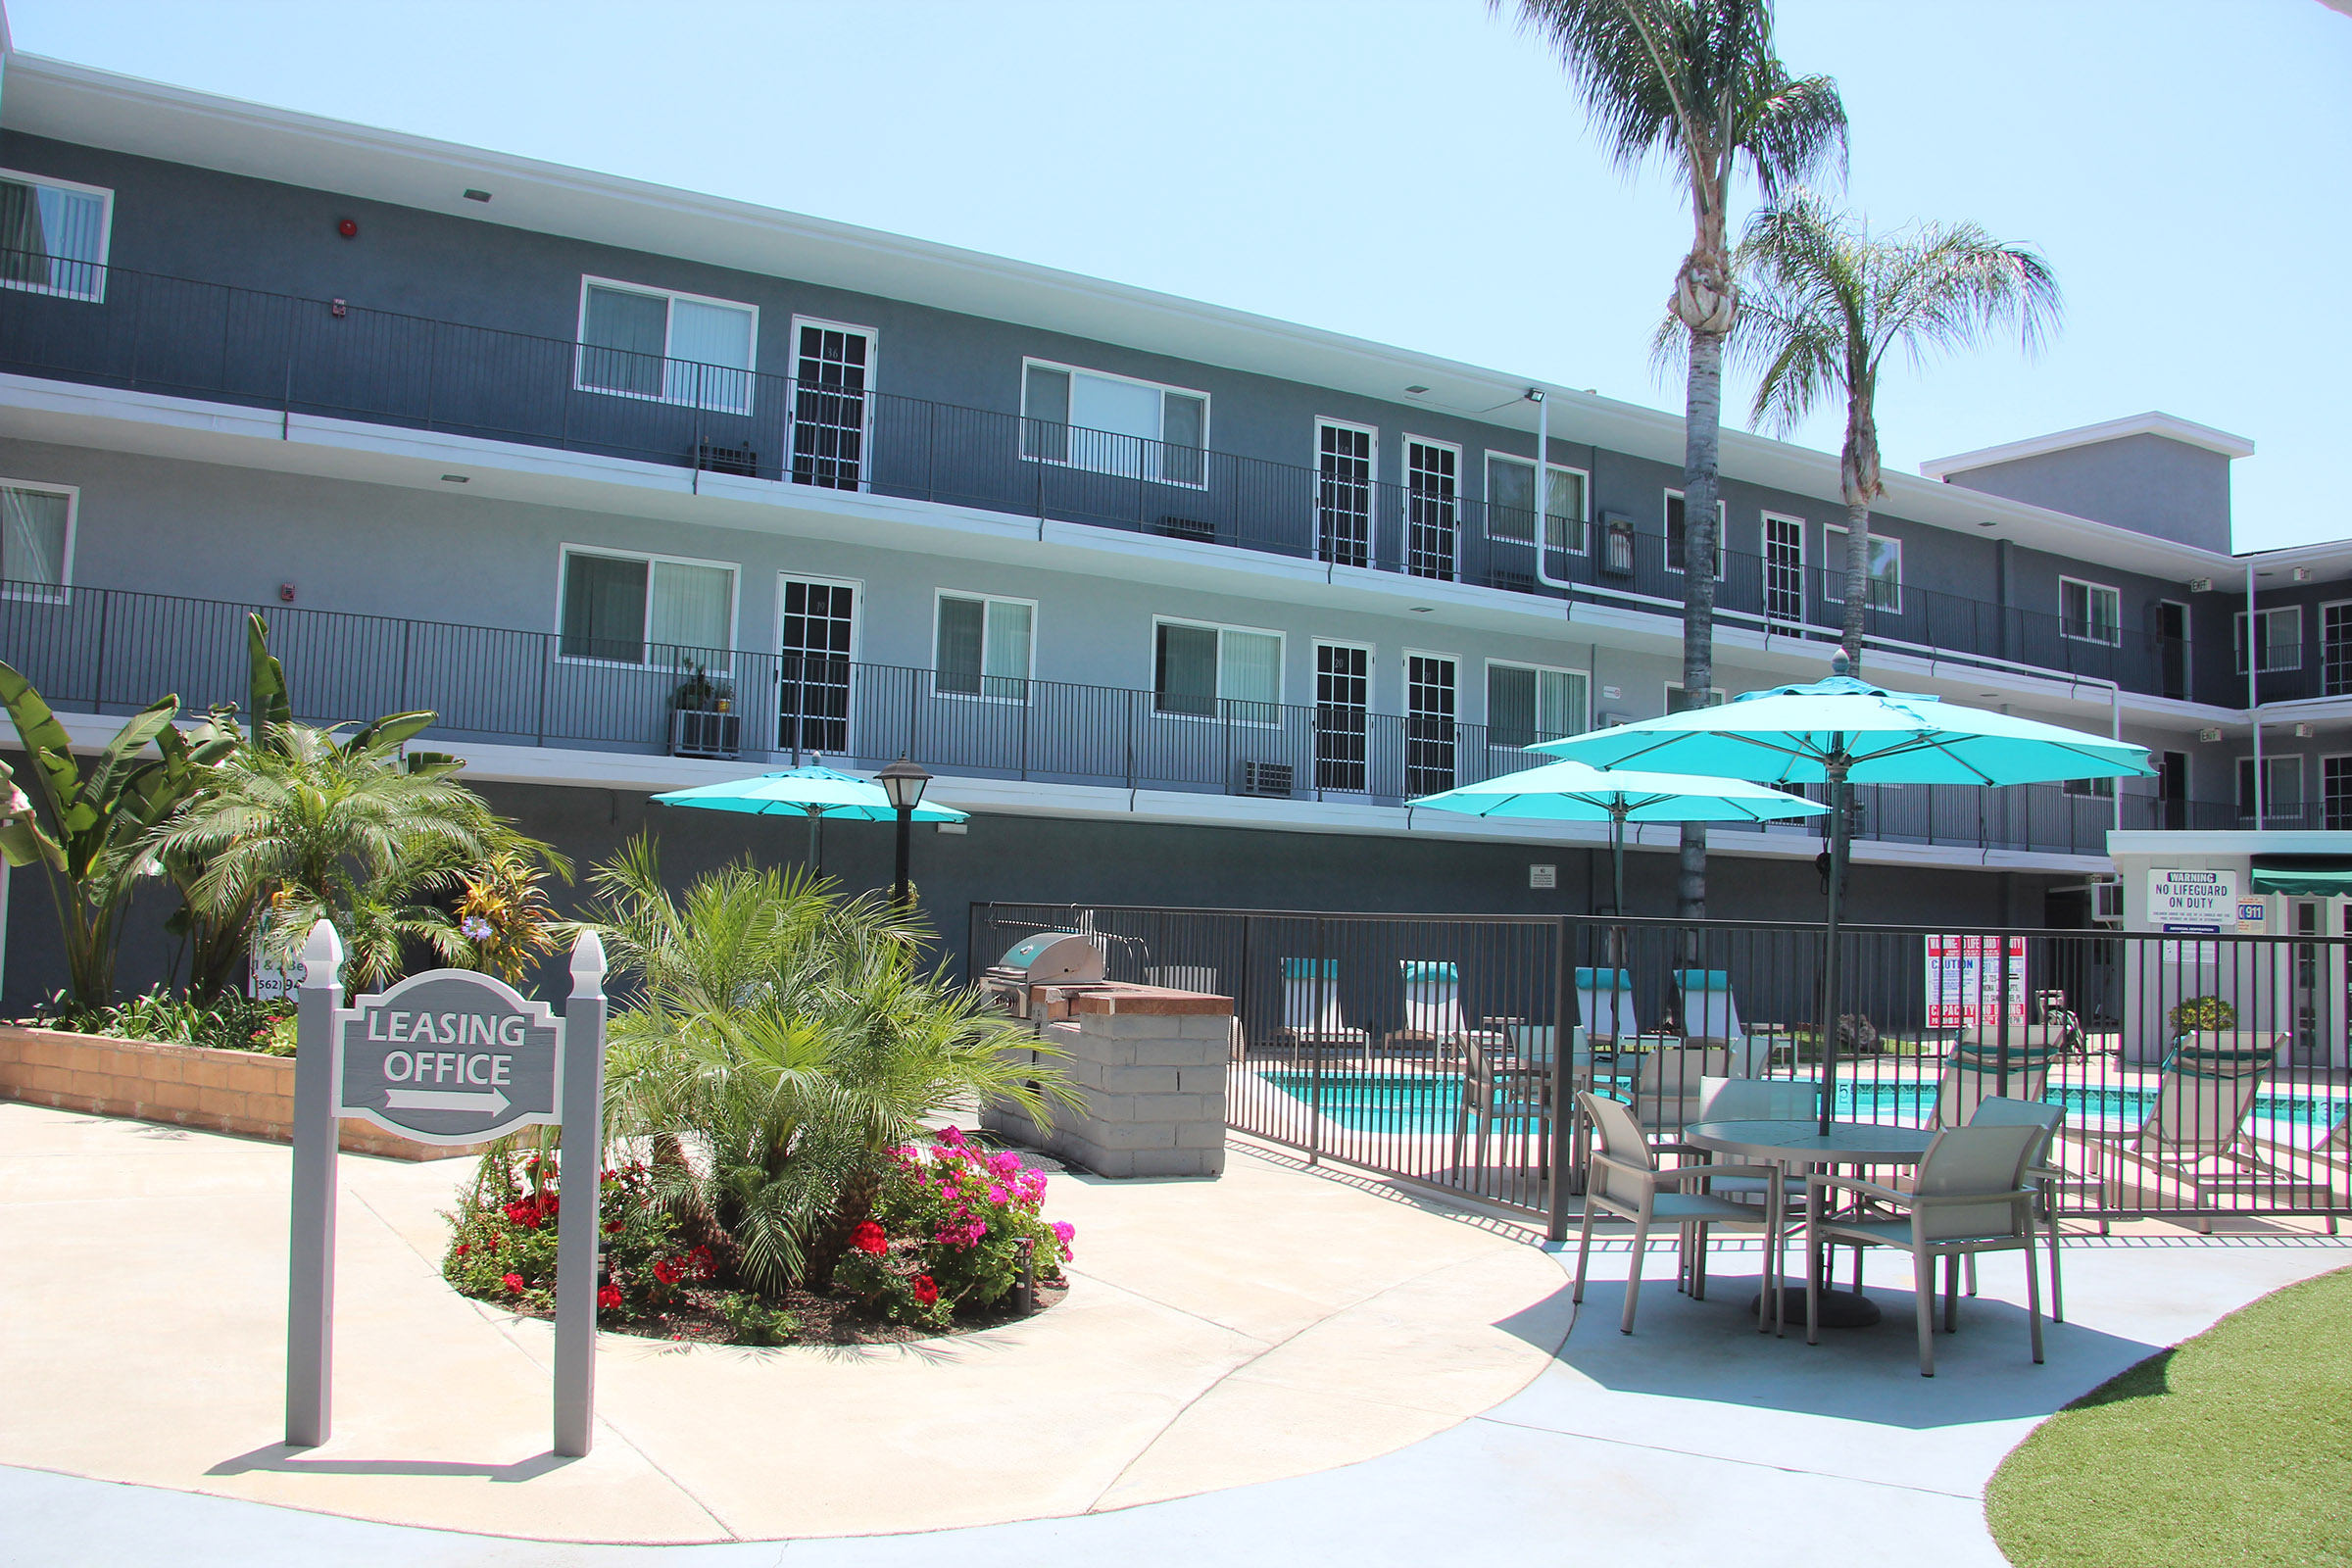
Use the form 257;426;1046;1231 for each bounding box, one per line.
1831;649;1852;678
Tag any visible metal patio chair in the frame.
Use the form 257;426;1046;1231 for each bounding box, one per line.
1966;1097;2068;1322
1805;1121;2047;1377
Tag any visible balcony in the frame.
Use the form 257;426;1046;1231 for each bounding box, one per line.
0;580;2159;858
0;254;2209;705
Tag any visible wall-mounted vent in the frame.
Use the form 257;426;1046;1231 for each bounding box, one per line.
1491;568;1538;595
1237;760;1295;799
695;441;759;477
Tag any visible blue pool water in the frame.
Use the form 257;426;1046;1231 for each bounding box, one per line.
1257;1071;2352;1139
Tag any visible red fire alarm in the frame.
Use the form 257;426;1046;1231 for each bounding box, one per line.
278;583;297;603
337;219;359;239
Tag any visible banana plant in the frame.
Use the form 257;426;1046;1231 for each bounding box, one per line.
0;666;234;1009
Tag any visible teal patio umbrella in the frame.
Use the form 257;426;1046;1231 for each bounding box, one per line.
1410;758;1829;919
653;761;969;874
1533;654;2151;1134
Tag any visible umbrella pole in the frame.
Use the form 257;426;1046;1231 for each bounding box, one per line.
806;808;822;877
1820;758;1851;1137
1610;807;1628;1062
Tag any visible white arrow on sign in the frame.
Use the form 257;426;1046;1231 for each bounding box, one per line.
385;1086;512;1116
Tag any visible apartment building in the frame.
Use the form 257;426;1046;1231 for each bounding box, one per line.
0;46;2327;993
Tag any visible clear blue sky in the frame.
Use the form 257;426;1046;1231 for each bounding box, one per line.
9;0;2346;552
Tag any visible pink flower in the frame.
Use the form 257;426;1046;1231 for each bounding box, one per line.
935;1126;966;1148
987;1151;1022;1178
1052;1221;1076;1244
987;1185;1007;1204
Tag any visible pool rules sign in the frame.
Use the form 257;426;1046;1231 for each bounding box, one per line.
283;919;608;1458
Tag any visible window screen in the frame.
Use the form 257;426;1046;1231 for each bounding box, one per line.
580;286;668;398
561;553;649;662
0;487;70;590
0;174;109;301
1155;622;1219;716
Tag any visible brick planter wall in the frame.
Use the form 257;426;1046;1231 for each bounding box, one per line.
984;984;1233;1179
0;1025;492;1160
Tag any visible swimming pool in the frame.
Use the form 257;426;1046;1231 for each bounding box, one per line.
1255;1071;2352;1140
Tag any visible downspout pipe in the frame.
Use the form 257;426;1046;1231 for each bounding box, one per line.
2248;562;2264;823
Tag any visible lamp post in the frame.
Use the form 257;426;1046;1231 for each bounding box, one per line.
877;756;931;911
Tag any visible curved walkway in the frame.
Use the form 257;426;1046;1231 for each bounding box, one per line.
4;1100;2348;1565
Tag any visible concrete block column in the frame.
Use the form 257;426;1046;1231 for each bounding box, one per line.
983;984;1233;1178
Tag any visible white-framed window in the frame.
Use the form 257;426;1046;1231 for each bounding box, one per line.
1153;617;1280;723
0;479;76;600
1663;681;1726;711
1486;456;1588;553
1022;360;1207;487
574;276;758;415
2238;754;2303;821
1664;490;1728;578
1314;418;1376;568
934;591;1034;702
2234;605;2304;673
0;170;112;303
557;546;738;669
1486;661;1589;750
2060;577;2122;646
1822;525;1903;612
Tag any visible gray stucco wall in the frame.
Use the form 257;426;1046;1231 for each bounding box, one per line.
1937;433;2232;554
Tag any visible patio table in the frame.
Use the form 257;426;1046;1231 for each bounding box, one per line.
1683;1118;1935;1331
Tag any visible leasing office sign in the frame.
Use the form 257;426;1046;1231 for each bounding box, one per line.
2147;868;2239;933
336;970;563;1145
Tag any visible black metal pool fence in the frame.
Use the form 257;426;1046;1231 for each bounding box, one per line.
969;904;2352;1235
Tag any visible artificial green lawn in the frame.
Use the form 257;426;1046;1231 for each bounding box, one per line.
1985;1265;2352;1567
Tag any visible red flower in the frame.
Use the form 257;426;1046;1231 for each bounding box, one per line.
911;1274;939;1307
849;1220;888;1256
501;1272;526;1294
605;1219;624;1235
453;1243;470;1257
689;1245;717;1281
652;1257;684;1286
596;1284;624;1310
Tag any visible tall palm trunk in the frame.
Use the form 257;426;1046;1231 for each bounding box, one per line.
1838;393;1881;665
1674;224;1736;922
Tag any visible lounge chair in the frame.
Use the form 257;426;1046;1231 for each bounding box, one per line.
2092;1032;2284;1229
1572;1090;1783;1334
1274;957;1369;1054
1805;1122;2048;1376
1574;967;1639;1047
1930;1034;2065;1129
1967;1097;2068;1323
1674;969;1761;1074
1389;960;1506;1059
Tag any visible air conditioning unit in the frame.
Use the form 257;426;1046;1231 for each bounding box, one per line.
1155;515;1214;544
1600;514;1636;575
2093;881;2125;924
1237;760;1295;799
1491;568;1538;595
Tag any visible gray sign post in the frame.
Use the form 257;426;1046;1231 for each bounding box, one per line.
283;925;607;1454
554;931;607;1457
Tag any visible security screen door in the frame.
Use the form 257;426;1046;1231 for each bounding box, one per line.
791;325;871;490
1764;514;1804;627
1315;643;1369;793
1406;442;1457;581
1317;423;1373;568
1406;654;1457;796
778;576;856;756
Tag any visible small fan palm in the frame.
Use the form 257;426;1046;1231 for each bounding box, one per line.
1501;0;1843;918
162;719;501;990
1731;191;2062;662
590;837;1073;1298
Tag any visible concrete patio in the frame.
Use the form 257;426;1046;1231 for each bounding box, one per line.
2;1098;2345;1565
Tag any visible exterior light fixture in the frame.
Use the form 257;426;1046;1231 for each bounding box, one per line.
1408;606;1436;613
878;756;933;910
1524;387;1544;403
440;474;469;483
1405;385;1430;395
463;188;492;203
1977;520;1996;527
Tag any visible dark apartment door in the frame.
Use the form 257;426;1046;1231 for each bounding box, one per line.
790;323;872;490
1316;423;1373;569
1405;654;1457;796
779;575;856;757
2159;750;2188;830
2326;603;2352;697
2156;600;2188;700
1314;643;1369;794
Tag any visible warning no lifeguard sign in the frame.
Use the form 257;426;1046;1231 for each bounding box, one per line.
2148;867;2239;933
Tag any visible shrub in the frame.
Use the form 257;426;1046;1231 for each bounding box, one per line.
441;1150;706;1321
30;986;297;1056
834;1127;1074;1328
714;1292;799;1346
2170;995;2236;1035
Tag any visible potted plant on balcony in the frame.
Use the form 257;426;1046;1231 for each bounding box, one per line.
675;663;733;714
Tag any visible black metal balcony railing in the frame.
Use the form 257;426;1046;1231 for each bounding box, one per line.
0;253;2224;703
0;579;2193;858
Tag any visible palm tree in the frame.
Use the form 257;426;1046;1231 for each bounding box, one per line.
589;838;1075;1297
1500;0;1844;918
163;718;503;991
1731;191;2062;663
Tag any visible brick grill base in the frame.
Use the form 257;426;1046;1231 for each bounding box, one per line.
0;1024;493;1160
983;984;1233;1179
